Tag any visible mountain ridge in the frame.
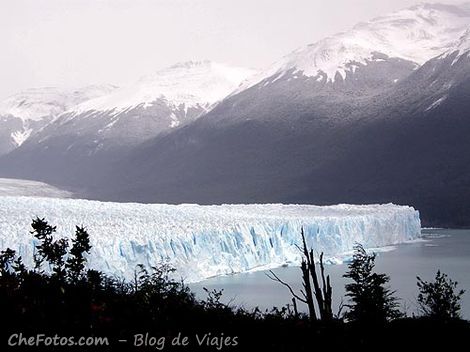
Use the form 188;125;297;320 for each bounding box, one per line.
1;3;470;227
239;2;470;91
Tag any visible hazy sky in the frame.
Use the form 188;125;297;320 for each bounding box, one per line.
0;0;464;99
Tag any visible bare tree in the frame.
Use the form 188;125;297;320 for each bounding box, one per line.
267;228;333;321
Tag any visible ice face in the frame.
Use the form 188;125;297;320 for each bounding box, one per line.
0;197;421;282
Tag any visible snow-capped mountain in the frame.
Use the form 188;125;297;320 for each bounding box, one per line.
240;3;470;90
1;3;470;227
70;61;256;116
25;61;255;152
0;87;72;123
457;28;470;53
0;85;118;122
0;85;117;154
70;3;470;228
0;61;255;189
441;27;470;60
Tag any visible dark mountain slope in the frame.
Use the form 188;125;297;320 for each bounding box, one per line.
87;53;470;227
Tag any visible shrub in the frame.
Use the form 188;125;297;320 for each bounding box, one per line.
343;244;401;323
417;270;465;320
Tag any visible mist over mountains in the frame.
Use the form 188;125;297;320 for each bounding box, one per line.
1;3;470;227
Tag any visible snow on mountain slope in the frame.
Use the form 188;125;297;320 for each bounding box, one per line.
12;61;256;154
0;178;71;198
457;28;470;54
0;85;118;122
442;27;470;60
0;85;118;152
0;88;69;122
0;199;421;282
240;3;470;89
70;61;256;116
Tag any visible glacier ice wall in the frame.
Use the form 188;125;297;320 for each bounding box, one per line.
0;197;421;282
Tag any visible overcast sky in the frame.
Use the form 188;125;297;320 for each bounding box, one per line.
0;0;464;99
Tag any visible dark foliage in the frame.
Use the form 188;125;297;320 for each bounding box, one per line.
343;244;401;323
31;217;68;278
0;220;468;352
66;226;92;283
417;270;465;320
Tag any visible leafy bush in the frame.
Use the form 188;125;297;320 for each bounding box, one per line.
417;270;465;320
1;220;469;351
343;244;401;323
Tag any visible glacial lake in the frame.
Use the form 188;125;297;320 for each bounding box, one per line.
190;229;470;319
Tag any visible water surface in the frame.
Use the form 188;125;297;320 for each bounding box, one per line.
190;229;470;318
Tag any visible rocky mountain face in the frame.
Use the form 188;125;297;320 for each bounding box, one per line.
0;61;255;190
1;3;470;226
86;46;469;227
84;4;470;227
33;61;256;152
0;85;117;155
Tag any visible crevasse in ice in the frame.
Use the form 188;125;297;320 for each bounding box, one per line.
0;197;421;282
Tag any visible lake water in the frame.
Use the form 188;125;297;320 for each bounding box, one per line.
190;229;470;319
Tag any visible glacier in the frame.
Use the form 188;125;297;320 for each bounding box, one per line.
0;197;421;283
0;178;71;198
